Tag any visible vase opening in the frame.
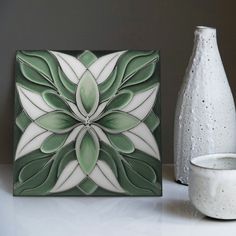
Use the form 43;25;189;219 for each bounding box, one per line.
196;26;215;30
195;26;216;35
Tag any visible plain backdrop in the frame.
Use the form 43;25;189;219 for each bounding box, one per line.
0;0;236;164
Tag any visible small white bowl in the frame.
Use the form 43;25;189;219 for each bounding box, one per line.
189;153;236;220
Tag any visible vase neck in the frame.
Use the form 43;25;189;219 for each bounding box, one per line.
186;26;221;74
195;26;216;41
193;26;218;53
184;26;225;83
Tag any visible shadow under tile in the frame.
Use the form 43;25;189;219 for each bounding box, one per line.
0;165;13;194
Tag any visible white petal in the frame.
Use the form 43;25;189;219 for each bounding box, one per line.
50;51;86;84
124;122;160;160
89;101;108;121
91;125;110;146
17;85;53;120
64;125;84;146
67;101;85;121
50;160;86;193
122;84;159;120
89;160;124;193
15;123;52;159
89;51;125;84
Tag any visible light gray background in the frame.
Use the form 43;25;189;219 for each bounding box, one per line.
1;0;236;164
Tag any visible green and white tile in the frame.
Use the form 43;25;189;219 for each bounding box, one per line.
13;50;161;196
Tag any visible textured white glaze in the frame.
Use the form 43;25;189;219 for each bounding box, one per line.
189;154;236;219
174;26;236;184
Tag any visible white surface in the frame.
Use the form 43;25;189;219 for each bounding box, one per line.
1;165;236;236
174;26;236;184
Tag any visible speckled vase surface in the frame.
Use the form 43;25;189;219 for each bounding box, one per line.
174;26;236;185
13;50;161;196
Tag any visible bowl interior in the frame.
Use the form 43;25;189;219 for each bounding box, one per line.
191;154;236;170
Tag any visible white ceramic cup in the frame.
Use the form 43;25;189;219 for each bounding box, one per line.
189;153;236;220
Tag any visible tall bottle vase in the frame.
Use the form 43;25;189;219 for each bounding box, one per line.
174;26;236;185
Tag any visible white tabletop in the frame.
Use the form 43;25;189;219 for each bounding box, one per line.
0;165;236;236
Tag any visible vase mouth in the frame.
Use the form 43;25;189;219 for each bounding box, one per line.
196;26;215;30
195;26;216;34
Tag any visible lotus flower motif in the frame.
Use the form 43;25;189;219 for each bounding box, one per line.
14;50;161;196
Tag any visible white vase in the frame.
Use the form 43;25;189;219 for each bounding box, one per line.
174;26;236;185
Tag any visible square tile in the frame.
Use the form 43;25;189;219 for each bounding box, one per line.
13;50;161;196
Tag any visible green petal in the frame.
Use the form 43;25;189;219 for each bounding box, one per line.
99;51;158;102
124;157;156;183
124;149;162;183
125;77;159;95
13;149;51;183
16;111;31;132
122;159;160;194
42;90;71;112
98;149;118;177
99;52;150;102
104;90;133;111
35;111;78;133
57;149;76;177
58;67;76;94
144;111;160;132
76;128;99;174
19;60;54;88
41;133;69;153
76;71;99;115
122;51;159;83
14;142;75;195
22;51;75;102
17;51;53;81
78;51;97;67
100;142;161;195
14;159;53;195
98;67;117;95
16;71;52;95
19;157;50;183
78;178;98;195
121;61;156;88
14;88;22;115
97;111;140;133
98;67;118;102
107;133;134;153
31;142;75;195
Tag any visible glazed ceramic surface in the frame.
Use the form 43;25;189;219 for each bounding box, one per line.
13;50;161;196
189;154;236;219
174;26;236;185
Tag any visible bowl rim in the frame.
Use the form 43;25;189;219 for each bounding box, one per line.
190;153;236;171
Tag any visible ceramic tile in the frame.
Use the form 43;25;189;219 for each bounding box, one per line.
13;50;161;196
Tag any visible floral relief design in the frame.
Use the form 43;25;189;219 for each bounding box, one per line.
13;50;161;196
